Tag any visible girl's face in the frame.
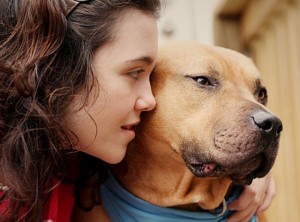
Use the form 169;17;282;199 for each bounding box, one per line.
66;9;158;164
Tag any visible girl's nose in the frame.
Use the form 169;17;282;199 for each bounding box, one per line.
135;89;156;112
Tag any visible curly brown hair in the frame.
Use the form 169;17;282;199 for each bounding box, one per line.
0;0;161;221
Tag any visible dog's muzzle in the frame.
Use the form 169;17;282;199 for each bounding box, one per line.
183;110;283;185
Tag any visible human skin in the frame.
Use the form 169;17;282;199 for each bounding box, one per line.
65;9;158;164
227;172;275;222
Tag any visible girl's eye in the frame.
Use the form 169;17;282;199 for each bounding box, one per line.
127;69;144;79
192;76;211;86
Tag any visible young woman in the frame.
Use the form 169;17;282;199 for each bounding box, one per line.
0;0;160;221
0;0;275;221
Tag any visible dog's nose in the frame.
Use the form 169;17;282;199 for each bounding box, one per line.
253;111;283;137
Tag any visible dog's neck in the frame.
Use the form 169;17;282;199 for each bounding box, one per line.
101;170;246;222
112;136;232;210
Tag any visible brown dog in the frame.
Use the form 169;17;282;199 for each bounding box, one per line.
75;41;282;221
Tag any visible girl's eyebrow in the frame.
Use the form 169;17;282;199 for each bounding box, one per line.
125;56;154;64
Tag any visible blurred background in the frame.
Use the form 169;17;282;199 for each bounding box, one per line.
157;0;300;221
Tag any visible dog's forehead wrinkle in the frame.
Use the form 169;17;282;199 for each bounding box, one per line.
213;47;261;84
184;64;221;79
207;64;221;77
158;46;224;75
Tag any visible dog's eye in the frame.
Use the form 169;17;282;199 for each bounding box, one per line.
193;76;211;86
257;87;268;104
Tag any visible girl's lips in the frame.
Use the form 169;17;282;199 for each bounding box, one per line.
121;125;133;130
121;126;136;139
121;121;140;139
121;120;140;130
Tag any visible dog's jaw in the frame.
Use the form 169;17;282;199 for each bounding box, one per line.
113;137;233;210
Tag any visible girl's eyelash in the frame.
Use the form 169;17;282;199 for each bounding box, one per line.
128;69;144;79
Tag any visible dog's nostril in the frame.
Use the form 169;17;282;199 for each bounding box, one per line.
277;123;283;135
257;119;272;131
253;112;273;131
253;111;283;135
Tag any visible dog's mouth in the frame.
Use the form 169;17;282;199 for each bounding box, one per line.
185;153;269;185
186;162;223;177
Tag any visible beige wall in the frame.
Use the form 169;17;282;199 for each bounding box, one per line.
215;0;300;221
157;0;222;46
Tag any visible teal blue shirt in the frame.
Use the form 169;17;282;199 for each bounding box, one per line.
100;172;258;222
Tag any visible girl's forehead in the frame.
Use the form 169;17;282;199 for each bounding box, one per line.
96;9;158;62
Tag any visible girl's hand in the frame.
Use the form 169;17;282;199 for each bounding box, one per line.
227;172;275;222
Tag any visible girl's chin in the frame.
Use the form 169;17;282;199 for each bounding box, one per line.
103;148;127;164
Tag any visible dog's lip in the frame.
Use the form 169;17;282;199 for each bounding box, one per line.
186;153;269;185
229;153;267;185
230;173;255;185
186;162;224;177
252;153;269;178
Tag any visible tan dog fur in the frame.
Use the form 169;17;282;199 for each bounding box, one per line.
74;41;281;221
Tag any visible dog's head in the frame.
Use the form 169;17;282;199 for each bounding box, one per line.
138;41;282;185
